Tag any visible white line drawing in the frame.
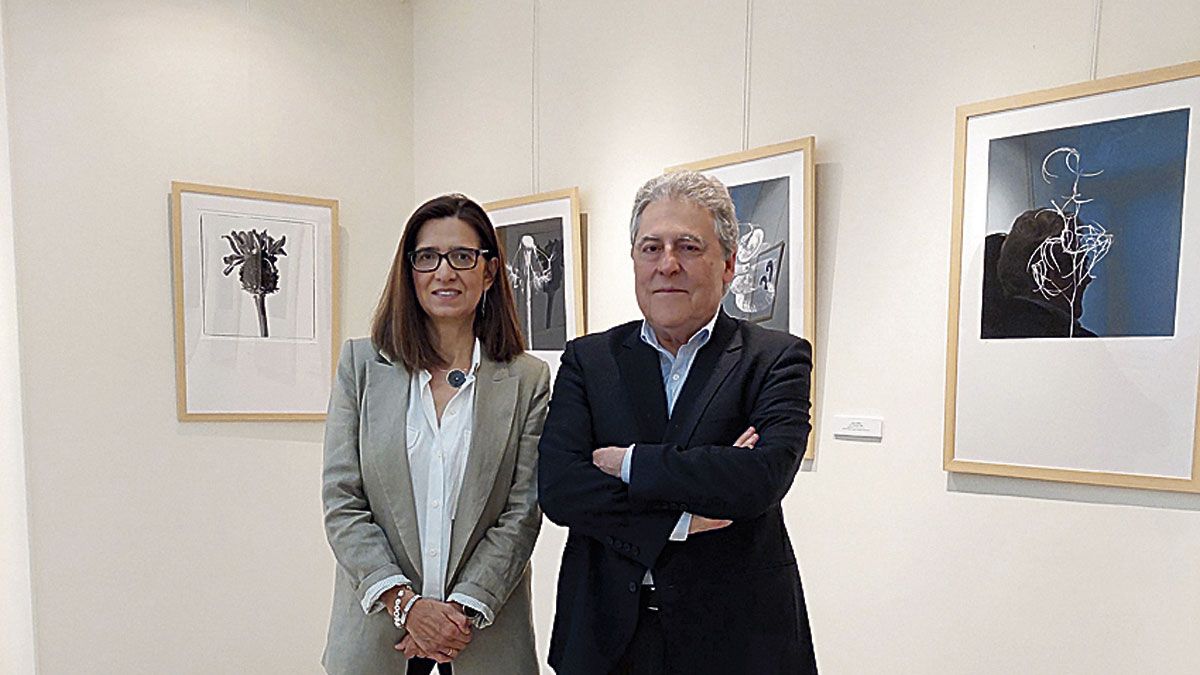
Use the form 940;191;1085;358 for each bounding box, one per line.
1027;147;1113;337
507;234;558;349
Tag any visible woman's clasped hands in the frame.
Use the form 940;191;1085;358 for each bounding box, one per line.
395;598;473;664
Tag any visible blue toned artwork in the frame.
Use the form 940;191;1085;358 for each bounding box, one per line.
981;108;1190;339
725;176;789;332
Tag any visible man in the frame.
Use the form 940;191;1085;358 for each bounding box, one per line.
538;170;817;674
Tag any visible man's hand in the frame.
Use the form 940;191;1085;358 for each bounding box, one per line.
688;515;733;534
394;598;472;663
592;446;628;478
734;426;758;449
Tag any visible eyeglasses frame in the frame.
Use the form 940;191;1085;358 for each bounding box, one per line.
407;247;492;272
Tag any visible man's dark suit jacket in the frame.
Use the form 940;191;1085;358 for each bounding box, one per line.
538;311;817;675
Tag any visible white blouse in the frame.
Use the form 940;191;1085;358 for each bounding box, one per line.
361;339;493;626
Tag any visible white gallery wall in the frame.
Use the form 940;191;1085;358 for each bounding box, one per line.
5;0;1200;674
412;1;1200;674
3;1;413;672
0;2;35;671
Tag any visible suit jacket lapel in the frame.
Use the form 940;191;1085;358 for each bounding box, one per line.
617;328;669;442
447;356;518;582
363;357;423;581
665;312;742;445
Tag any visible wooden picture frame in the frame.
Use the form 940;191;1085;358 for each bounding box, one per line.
670;137;817;458
484;187;585;375
171;182;339;421
944;61;1200;491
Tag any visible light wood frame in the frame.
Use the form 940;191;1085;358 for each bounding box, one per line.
944;60;1200;492
171;181;340;421
484;186;586;346
670;137;818;458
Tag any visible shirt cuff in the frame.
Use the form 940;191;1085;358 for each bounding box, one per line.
669;512;692;541
447;592;495;629
619;444;635;484
361;574;412;615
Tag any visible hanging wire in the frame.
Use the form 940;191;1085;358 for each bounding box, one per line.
741;0;754;150
531;0;541;193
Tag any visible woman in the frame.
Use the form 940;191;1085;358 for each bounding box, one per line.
322;194;549;675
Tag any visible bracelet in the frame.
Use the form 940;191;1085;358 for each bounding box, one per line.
399;592;423;628
391;586;413;629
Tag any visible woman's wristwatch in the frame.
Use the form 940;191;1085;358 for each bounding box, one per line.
461;604;483;627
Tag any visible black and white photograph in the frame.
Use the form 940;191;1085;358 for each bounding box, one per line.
484;187;583;373
200;213;317;341
498;216;567;351
172;182;338;421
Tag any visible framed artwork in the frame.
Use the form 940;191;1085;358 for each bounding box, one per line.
944;60;1200;491
670;137;817;457
670;138;816;339
171;182;339;421
484;187;585;373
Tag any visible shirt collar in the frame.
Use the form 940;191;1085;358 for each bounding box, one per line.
639;311;720;356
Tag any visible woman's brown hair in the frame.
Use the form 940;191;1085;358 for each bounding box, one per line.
371;194;525;371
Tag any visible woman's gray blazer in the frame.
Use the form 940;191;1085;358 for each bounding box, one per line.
321;338;549;674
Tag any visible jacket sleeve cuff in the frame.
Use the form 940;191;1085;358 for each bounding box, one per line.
360;573;412;615
620;444;635;484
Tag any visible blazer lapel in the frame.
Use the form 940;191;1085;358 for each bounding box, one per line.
664;312;742;445
617;328;669;442
447;356;518;582
363;357;423;580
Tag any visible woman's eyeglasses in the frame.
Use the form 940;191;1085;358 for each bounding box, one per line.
408;247;491;272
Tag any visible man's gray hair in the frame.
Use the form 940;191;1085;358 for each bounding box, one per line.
629;170;739;258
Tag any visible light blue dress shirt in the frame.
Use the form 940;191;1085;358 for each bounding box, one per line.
619;311;721;547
